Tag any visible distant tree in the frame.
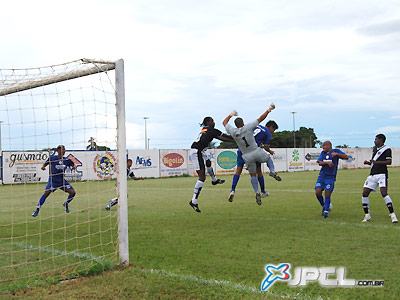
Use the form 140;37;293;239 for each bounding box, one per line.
270;127;319;148
336;144;350;148
86;137;111;151
217;141;238;149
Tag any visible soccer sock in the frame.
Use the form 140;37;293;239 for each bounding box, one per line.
258;176;265;193
316;195;324;207
110;197;118;207
192;180;204;204
383;195;394;213
324;196;331;212
362;197;370;214
231;174;240;191
36;195;47;208
251;176;259;193
266;158;275;173
66;194;74;204
207;167;217;182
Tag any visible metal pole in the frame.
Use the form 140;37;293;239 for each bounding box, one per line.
143;117;149;150
291;112;296;148
0;121;2;153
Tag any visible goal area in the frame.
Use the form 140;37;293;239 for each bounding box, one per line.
0;59;128;291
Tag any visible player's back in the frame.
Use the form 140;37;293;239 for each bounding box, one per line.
229;120;259;154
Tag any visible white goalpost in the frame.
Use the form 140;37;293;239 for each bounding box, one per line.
0;58;128;290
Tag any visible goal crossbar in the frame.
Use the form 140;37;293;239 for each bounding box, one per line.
0;59;115;97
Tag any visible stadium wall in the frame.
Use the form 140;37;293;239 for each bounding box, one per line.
0;148;399;184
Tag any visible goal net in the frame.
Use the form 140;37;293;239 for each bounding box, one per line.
0;59;128;291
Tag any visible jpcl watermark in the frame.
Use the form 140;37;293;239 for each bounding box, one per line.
261;263;384;291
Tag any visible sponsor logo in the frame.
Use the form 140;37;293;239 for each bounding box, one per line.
217;151;237;170
7;152;49;167
162;153;184;168
261;264;384;290
292;149;300;161
13;173;41;183
65;154;83;180
305;153;320;161
93;151;117;180
136;156;152;167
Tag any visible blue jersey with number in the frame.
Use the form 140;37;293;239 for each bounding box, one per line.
47;155;74;182
317;149;345;179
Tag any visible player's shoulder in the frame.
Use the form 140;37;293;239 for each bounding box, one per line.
332;148;344;153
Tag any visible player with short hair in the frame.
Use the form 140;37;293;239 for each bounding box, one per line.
32;145;76;217
228;120;281;203
223;107;273;205
315;141;348;218
189;117;234;213
361;134;398;223
105;158;144;210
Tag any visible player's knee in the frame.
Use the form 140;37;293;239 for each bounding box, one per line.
205;160;211;167
199;175;206;182
70;190;76;197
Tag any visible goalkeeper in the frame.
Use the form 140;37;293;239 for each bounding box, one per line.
32;145;76;217
105;158;144;210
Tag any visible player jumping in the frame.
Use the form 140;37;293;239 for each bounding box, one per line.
189;117;234;213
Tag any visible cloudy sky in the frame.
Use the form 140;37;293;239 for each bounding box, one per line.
1;0;400;149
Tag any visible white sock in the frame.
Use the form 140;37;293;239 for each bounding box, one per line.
192;180;204;204
383;195;392;205
207;167;217;181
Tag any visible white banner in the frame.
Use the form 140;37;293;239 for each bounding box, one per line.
160;149;188;177
128;149;160;178
214;149;238;175
287;148;305;172
2;151;49;184
304;148;321;171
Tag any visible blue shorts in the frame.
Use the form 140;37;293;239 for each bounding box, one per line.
315;176;335;192
237;150;261;169
45;179;73;192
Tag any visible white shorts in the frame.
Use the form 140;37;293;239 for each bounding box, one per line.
190;149;206;171
363;174;387;191
242;148;271;174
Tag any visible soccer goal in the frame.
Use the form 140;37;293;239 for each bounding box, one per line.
0;59;128;290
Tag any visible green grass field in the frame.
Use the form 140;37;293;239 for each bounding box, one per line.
2;168;400;299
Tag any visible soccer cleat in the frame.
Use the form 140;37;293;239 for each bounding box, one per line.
212;179;225;185
329;203;333;211
390;213;398;224
362;213;371;223
269;172;282;181
63;202;70;214
256;192;262;206
105;204;111;211
261;191;270;197
323;211;329;219
228;191;235;202
32;208;40;217
189;200;201;213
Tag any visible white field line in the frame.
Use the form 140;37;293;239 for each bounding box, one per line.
134;211;400;231
3;241;326;300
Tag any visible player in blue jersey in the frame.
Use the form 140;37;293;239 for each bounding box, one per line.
32;145;76;217
315;141;348;218
228;120;281;202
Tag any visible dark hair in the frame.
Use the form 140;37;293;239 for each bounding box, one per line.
57;145;65;152
200;117;213;127
127;159;133;163
376;134;386;143
266;120;278;130
234;117;244;127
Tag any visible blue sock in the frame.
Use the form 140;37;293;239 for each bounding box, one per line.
36;195;47;208
324;196;331;212
251;176;259;193
258;176;265;193
316;195;324;207
267;158;275;173
66;194;74;204
231;174;240;191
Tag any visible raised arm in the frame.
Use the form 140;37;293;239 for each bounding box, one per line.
257;107;272;123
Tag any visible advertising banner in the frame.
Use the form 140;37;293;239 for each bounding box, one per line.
2;151;50;184
287;148;305;172
304;148;321;171
160;149;188;177
215;149;238;175
338;148;357;169
128;149;160;178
